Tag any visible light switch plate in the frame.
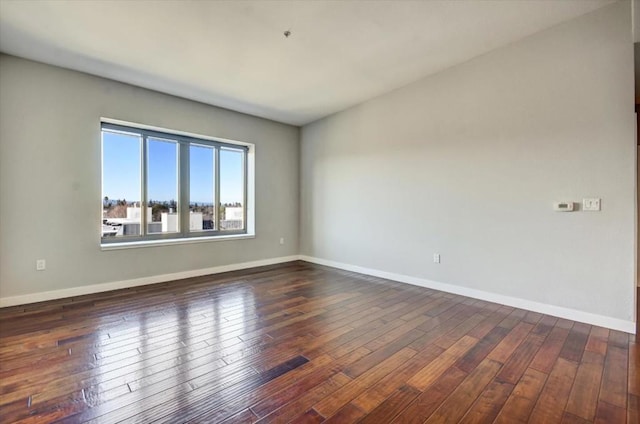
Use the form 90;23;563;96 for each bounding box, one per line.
582;198;601;211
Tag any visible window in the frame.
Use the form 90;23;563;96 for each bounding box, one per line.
101;122;249;245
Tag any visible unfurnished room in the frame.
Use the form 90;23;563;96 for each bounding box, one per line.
0;0;638;423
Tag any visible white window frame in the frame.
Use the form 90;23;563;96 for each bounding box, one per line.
100;119;255;249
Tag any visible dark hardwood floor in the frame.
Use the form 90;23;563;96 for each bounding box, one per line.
0;261;637;423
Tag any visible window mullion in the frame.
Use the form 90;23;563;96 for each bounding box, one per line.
215;146;221;232
180;141;189;237
141;134;148;237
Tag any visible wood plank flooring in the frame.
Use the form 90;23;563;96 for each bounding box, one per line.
0;261;637;423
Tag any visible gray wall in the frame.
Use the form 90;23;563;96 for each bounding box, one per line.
0;55;299;298
300;2;636;322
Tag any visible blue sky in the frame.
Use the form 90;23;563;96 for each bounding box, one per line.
102;131;243;204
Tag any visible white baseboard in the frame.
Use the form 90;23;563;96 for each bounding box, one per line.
0;255;300;308
2;254;635;334
299;255;636;334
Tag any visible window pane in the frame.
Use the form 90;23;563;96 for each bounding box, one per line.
189;144;215;231
147;138;179;234
102;131;142;238
220;147;245;231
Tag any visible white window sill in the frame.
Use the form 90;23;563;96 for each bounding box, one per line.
101;233;255;251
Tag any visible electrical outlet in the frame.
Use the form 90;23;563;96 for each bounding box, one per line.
433;253;440;264
279;237;285;245
36;259;46;271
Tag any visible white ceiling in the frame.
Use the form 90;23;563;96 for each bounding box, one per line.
0;0;614;126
